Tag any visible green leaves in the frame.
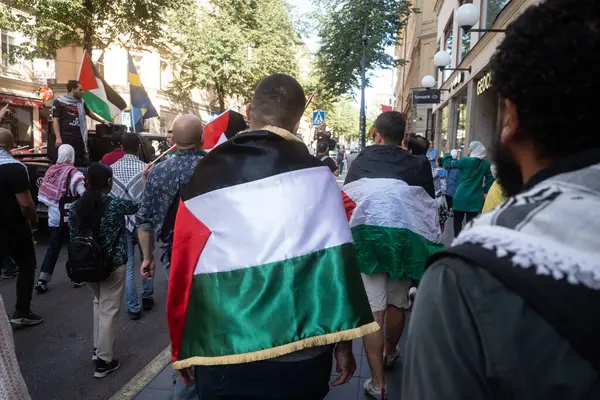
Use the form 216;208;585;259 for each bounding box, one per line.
167;0;299;111
314;0;413;97
0;0;178;59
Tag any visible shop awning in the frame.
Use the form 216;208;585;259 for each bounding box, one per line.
0;89;44;108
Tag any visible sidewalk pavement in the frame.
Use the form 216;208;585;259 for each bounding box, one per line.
133;334;408;400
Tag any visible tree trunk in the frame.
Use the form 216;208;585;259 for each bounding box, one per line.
83;0;93;54
217;84;225;112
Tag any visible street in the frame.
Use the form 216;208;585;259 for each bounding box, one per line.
1;231;170;400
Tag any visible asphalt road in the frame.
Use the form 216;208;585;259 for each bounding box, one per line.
1;231;170;400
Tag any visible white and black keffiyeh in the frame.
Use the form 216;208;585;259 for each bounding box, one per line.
110;154;146;232
428;151;600;372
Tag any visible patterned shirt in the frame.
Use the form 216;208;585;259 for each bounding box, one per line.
136;150;204;235
69;195;139;270
110;154;147;232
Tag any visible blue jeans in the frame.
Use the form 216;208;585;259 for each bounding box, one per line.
39;227;62;282
125;230;153;313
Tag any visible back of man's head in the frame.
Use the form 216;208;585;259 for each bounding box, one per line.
172;114;204;150
407;135;429;156
317;141;329;155
0;128;13;151
121;133;140;155
248;74;306;133
491;0;600;159
374;111;406;146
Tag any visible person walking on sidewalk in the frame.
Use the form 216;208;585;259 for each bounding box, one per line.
404;1;600;397
0;129;43;327
69;163;139;378
344;112;443;399
442;141;494;237
34;144;86;293
110;133;154;320
445;149;460;212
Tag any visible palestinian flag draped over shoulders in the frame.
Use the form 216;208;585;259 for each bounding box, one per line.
168;127;377;368
343;145;443;281
78;52;127;122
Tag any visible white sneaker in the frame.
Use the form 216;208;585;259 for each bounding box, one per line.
408;286;418;309
363;378;386;399
384;348;400;370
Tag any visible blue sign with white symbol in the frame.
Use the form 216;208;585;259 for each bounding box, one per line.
312;110;326;126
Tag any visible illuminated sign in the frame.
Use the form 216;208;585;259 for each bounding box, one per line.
477;72;493;96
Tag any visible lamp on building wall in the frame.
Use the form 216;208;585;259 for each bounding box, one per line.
422;75;451;92
457;4;506;34
434;50;472;73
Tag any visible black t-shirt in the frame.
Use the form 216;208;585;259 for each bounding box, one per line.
316;154;338;173
0;162;29;228
52;99;89;138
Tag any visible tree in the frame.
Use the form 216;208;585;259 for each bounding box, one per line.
313;0;414;97
167;0;300;112
0;0;178;59
327;97;360;143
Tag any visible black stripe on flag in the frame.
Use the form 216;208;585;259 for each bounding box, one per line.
182;130;323;201
344;145;435;198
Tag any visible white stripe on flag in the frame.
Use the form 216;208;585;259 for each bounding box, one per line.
344;177;441;243
184;166;354;275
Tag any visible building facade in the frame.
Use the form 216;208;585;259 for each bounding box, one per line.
432;0;541;157
394;0;438;139
0;28;45;150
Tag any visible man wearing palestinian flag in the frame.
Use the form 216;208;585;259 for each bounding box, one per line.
168;74;377;399
343;111;443;398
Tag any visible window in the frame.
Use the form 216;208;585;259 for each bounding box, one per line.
160;59;171;90
456;92;468;154
485;0;510;29
443;19;454;82
1;31;16;67
440;106;449;152
132;54;143;78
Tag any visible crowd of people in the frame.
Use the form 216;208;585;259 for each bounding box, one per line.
1;0;599;398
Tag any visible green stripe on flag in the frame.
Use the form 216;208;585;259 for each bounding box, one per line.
351;224;444;281
179;243;373;360
82;91;113;122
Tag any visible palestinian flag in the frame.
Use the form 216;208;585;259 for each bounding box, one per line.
78;52;127;122
343;145;444;281
202;110;247;151
168;127;377;368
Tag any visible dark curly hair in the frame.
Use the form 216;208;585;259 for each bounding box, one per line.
490;0;600;158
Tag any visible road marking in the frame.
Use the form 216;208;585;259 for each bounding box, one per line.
109;346;171;400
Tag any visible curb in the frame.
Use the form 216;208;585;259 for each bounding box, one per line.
109;346;171;400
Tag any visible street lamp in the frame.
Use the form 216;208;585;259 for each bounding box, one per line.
421;75;451;92
434;50;472;73
457;4;506;34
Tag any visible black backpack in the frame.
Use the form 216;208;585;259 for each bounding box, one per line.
66;198;118;283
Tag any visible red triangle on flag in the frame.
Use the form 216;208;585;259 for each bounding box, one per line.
167;200;212;361
203;111;230;150
78;52;100;91
342;191;356;222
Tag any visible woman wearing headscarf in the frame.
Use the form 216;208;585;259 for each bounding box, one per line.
442;141;494;237
34;145;85;293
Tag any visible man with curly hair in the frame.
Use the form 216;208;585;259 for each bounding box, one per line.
403;0;600;398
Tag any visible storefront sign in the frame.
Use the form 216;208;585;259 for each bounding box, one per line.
413;89;441;104
33;59;56;81
451;73;464;90
477;72;493;96
0;94;44;108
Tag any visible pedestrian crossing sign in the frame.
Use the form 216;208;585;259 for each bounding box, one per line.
312;110;326;126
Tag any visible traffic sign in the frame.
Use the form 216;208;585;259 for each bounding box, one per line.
312;110;325;126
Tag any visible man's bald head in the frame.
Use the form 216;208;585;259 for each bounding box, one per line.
172;114;204;150
0;128;13;151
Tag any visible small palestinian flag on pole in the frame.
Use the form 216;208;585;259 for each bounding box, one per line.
202;109;248;151
78;52;127;122
168;127;377;368
343;146;444;280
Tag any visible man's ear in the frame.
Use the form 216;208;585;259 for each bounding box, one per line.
501;99;520;145
245;104;252;122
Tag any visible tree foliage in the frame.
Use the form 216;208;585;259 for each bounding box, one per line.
314;0;414;97
167;0;300;112
0;0;178;58
327;97;360;142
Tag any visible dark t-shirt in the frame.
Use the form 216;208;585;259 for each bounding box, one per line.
316;154;338;173
0;162;29;228
52;99;89;139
